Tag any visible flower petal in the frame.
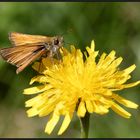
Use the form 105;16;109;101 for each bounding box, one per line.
91;40;95;51
39;104;55;117
25;95;42;107
92;101;109;114
30;76;49;85
58;113;72;135
27;108;39;117
102;51;116;67
85;100;94;113
123;64;136;75
45;112;60;134
77;101;86;117
23;85;51;95
97;53;107;65
111;102;131;118
112;94;138;109
123;81;140;89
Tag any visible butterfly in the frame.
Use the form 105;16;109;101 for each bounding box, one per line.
0;32;64;74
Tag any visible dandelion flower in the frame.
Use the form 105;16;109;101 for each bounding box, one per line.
23;40;140;135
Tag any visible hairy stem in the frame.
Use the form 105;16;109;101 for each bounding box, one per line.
79;112;90;138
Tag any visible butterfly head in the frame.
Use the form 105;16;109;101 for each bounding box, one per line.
52;36;64;48
45;36;63;58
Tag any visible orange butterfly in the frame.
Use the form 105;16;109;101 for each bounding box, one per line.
0;32;63;74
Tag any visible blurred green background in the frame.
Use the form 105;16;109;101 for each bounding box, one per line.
0;2;140;138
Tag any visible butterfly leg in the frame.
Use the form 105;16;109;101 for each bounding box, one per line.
38;59;43;73
48;51;54;66
55;50;62;64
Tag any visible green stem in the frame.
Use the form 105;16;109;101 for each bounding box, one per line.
79;112;90;138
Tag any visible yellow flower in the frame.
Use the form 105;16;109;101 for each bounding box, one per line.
23;40;140;135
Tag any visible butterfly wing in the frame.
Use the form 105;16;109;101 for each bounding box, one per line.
0;32;55;73
16;48;46;74
9;32;52;46
0;45;46;74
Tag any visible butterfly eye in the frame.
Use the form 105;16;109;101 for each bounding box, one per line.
54;39;59;45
